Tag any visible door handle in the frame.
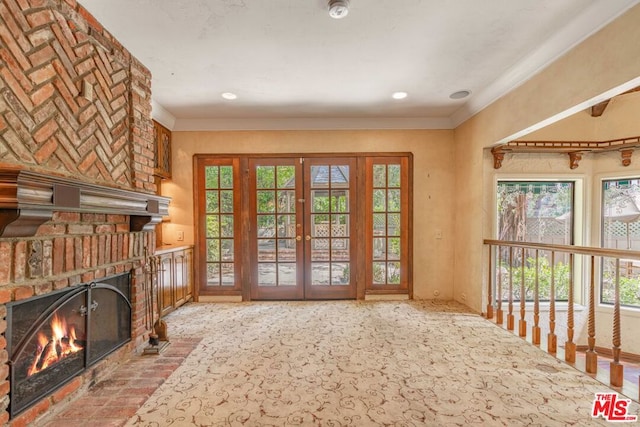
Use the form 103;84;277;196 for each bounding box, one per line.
296;235;302;241
305;235;311;241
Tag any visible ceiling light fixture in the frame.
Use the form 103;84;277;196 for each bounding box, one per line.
392;91;408;100
328;0;349;19
221;92;237;100
449;90;471;100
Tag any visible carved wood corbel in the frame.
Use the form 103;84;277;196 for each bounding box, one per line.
491;147;505;169
568;152;582;169
620;149;633;167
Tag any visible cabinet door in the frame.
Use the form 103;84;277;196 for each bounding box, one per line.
174;251;187;306
158;254;174;316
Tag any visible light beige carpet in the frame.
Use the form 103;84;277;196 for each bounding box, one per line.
126;300;639;426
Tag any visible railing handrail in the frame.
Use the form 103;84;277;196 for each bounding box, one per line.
483;239;640;261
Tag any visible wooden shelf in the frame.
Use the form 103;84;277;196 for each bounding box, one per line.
0;167;170;237
491;135;640;169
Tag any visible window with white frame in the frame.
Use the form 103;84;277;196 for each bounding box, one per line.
496;181;574;301
601;178;640;307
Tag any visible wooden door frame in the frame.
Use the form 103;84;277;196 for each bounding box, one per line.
193;152;413;301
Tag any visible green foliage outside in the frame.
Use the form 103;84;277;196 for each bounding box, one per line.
601;270;640;306
499;256;569;301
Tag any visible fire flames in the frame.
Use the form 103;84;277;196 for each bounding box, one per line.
28;313;84;376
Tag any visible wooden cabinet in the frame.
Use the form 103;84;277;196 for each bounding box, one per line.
155;246;193;317
153;120;172;179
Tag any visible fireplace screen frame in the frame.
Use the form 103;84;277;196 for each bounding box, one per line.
6;272;132;417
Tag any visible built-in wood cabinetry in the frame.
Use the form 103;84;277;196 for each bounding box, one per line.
153;120;172;179
155;246;193;317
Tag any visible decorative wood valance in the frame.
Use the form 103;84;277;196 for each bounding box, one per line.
0;167;170;237
491;136;640;169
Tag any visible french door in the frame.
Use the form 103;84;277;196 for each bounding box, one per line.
195;153;412;300
249;157;357;300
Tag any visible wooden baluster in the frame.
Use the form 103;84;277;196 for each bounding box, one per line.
610;258;624;387
487;244;494;319
547;251;557;353
519;247;527;337
586;255;598;374
507;246;514;331
565;253;576;363
496;246;503;325
532;250;541;345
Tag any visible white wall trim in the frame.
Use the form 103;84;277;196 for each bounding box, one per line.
151;99;177;130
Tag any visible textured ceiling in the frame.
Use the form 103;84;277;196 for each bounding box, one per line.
79;0;639;129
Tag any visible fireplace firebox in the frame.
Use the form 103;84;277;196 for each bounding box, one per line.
6;272;132;417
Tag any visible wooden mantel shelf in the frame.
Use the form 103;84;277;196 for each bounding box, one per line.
491;135;640;169
0;167;170;237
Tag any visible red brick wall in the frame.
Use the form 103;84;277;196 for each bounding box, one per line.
0;0;157;423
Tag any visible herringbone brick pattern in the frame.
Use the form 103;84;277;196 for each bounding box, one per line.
0;0;133;186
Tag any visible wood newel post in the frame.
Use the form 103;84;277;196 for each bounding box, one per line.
519;247;527;337
586;255;598;374
547;251;557;353
610;258;624;387
532;250;541;345
507;246;514;331
565;253;576;363
496;246;503;325
487;245;494;319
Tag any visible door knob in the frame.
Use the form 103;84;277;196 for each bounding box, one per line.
296;235;302;241
305;235;311;241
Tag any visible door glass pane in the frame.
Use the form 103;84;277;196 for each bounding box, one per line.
278;191;296;213
331;191;349;213
258;215;276;238
373;165;386;187
207;263;220;285
258;239;276;262
278;264;296;286
257;166;275;189
220;215;234;237
205;167;219;189
220;166;233;188
258;263;276;286
312;191;330;212
257;191;276;213
373;262;386;284
221;264;235;285
277;166;295;188
207;239;219;262
331;263;350;285
206;191;219;213
388;165;401;187
221;240;234;262
277;215;295;238
220;191;233;213
277;239;296;262
373;189;386;212
311;263;330;285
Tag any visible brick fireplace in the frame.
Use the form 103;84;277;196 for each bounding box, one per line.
0;0;165;424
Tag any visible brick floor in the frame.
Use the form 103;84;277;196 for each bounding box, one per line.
36;338;201;427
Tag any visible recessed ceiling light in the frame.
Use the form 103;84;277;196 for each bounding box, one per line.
449;90;471;100
221;92;237;100
328;0;349;19
392;92;408;100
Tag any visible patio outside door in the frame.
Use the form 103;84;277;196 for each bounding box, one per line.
249;157;356;300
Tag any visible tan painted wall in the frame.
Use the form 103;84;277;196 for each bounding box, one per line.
454;4;640;314
161;129;456;300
